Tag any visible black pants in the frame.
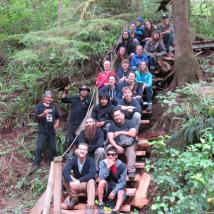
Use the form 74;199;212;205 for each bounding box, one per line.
67;121;80;144
33;133;56;166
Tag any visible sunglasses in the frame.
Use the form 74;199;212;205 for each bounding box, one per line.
107;153;117;157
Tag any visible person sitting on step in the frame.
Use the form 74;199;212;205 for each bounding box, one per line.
97;146;127;214
115;59;131;83
118;72;143;107
107;108;137;179
135;17;145;45
91;93;114;134
130;45;148;71
100;75;122;106
135;61;153;111
62;143;96;214
76;117;106;170
113;46;127;71
96;60;115;89
144;30;166;71
143;20;157;44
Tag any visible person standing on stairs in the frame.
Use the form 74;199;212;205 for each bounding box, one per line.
107;108;137;179
61;85;91;149
31;91;60;172
97;146;127;214
62;143;96;214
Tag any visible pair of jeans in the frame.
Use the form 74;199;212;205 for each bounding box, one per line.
33;132;56;166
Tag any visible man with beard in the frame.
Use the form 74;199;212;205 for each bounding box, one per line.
31;91;60;172
77;117;106;170
62;143;96;214
144;30;166;69
61;85;91;148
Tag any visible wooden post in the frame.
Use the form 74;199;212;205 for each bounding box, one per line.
42;162;55;214
30;190;46;214
53;157;63;214
132;172;151;208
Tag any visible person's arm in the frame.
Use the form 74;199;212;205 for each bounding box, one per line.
96;73;103;88
91;105;98;121
61;93;72;103
112;165;127;194
114;128;136;138
130;55;136;67
133;99;141;113
99;160;110;180
147;73;153;88
62;158;75;182
78;158;96;182
34;104;48;121
143;41;153;57
156;41;166;57
107;132;124;153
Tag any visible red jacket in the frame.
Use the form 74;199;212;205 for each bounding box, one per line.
96;71;115;89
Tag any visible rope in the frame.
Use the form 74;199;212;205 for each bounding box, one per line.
61;87;97;158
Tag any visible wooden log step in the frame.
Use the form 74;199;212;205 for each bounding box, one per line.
60;204;131;213
135;162;145;169
137;139;151;149
136;150;146;156
78;188;136;197
140;120;150;124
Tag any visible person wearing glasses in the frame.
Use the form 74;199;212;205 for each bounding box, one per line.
97;146;127;214
107;108;137;180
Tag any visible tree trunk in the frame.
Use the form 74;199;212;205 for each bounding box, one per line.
172;0;202;87
57;0;63;28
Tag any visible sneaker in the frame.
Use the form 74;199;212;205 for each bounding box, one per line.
85;205;94;214
64;197;78;210
111;209;120;214
128;171;136;180
98;203;104;214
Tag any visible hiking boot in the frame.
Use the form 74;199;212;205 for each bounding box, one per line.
98;203;104;214
128;171;136;180
29;164;39;174
85;205;94;214
111;209;120;214
64;196;78;210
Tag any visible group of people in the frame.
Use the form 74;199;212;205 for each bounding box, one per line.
30;15;174;214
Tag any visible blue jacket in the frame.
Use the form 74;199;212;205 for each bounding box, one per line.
135;26;145;40
135;70;153;87
99;159;127;195
63;156;96;183
131;54;148;68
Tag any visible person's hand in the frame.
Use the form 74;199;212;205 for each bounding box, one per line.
43;109;50;116
116;145;124;154
107;159;116;170
70;180;80;190
104;82;109;86
108;191;116;200
134;95;141;100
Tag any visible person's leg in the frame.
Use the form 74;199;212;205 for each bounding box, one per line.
86;179;96;206
48;133;56;164
97;180;107;204
132;112;141;131
94;148;106;170
145;87;153;105
67;121;78;145
163;33;172;52
33;133;47;166
125;144;136;175
114;190;126;211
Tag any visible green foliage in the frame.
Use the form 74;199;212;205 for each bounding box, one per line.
150;132;214;214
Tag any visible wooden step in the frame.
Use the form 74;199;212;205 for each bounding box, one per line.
137;139;151;148
135;162;145;169
60;204;131;213
140;120;150;124
78;188;136;197
136;150;146;156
